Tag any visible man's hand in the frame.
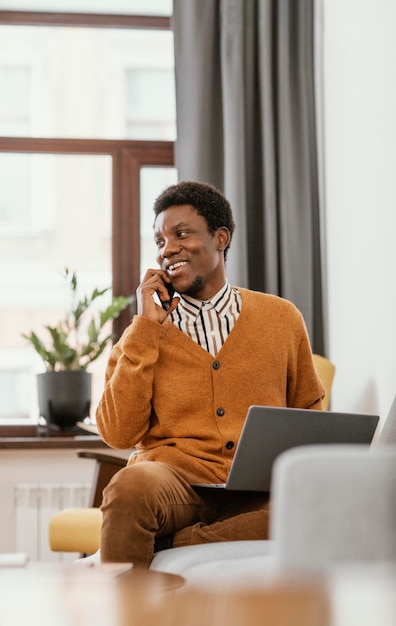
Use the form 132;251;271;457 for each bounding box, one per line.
136;269;179;323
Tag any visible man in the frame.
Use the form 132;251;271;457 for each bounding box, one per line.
96;181;324;567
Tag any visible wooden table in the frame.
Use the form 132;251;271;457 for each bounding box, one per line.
0;562;184;626
148;565;396;626
1;562;396;625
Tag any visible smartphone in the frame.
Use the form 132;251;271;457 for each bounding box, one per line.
158;282;175;311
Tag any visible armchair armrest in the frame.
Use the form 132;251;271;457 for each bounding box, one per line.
77;450;129;507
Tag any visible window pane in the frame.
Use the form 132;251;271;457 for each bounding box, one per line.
0;26;175;140
140;167;177;273
0;152;111;236
0;153;112;423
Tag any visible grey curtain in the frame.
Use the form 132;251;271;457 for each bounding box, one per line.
172;0;325;353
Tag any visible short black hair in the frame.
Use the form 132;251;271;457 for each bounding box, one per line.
153;180;235;260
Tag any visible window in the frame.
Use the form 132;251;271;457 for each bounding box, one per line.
0;7;176;427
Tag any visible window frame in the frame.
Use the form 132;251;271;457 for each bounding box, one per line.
0;10;175;436
0;11;170;30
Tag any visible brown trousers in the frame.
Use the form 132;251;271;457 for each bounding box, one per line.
100;461;270;568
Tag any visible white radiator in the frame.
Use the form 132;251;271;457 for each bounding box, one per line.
14;483;91;562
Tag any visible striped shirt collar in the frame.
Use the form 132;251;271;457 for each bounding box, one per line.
169;281;242;356
176;281;233;321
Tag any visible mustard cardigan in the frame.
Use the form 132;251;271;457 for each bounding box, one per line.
96;288;324;483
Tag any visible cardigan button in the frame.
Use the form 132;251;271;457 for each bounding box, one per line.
225;441;234;450
212;361;220;370
216;407;225;417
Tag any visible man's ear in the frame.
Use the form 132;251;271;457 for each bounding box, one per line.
216;227;231;252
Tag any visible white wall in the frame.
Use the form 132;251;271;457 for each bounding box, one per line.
323;0;396;423
0;447;130;559
0;449;97;558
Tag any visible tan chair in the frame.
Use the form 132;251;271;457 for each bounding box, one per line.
49;354;336;556
312;353;336;411
49;451;127;554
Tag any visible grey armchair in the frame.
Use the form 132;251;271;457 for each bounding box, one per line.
152;443;396;584
271;444;396;571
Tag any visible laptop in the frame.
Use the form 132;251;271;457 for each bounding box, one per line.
193;405;379;492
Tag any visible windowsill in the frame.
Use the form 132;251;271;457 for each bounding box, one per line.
0;435;108;450
0;424;108;449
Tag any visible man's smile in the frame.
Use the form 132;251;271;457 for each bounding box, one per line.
166;260;188;275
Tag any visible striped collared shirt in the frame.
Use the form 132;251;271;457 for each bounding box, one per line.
169;281;242;356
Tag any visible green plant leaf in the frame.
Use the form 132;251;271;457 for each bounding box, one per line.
22;270;132;371
21;331;57;370
91;287;110;301
100;296;132;327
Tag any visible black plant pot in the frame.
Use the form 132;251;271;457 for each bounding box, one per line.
37;371;92;431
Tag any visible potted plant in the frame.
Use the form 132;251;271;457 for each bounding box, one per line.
22;268;132;432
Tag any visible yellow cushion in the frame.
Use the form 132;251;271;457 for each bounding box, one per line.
312;354;336;411
49;507;102;554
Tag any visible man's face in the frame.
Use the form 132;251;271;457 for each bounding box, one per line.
154;204;229;300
